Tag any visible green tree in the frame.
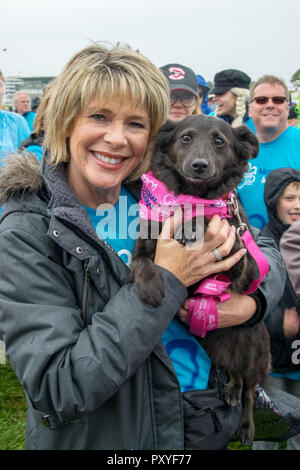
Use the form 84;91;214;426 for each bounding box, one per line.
291;69;300;83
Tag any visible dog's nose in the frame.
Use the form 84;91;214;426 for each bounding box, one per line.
191;158;209;173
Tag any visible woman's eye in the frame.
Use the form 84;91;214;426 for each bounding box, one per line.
214;137;225;147
129;121;145;129
91;114;106;121
181;134;192;143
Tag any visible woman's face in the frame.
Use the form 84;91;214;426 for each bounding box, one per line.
168;91;197;121
276;182;300;225
66;96;151;207
213;90;236;116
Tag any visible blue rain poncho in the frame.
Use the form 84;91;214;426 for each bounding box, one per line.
0;109;31;160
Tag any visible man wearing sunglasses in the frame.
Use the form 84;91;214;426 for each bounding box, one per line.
237;74;300;230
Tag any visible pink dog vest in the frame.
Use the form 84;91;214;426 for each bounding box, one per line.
139;172;269;338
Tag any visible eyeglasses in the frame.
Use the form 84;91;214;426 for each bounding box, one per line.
251;96;287;105
170;92;197;107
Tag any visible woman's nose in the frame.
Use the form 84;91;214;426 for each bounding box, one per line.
172;99;184;109
104;123;127;147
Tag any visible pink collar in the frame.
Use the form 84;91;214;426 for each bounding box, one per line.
139;172;232;221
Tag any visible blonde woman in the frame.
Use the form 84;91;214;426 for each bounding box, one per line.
212;69;254;129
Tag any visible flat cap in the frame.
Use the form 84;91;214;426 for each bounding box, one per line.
212;69;251;94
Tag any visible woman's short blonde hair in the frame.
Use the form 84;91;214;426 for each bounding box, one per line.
44;43;170;165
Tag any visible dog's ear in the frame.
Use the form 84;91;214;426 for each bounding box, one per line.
232;125;259;161
154;119;179;152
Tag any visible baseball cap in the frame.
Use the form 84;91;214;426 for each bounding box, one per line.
160;63;198;98
212;69;251;94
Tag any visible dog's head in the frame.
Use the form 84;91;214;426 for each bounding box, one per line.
151;115;259;198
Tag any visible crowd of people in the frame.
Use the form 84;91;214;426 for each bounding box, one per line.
0;44;299;451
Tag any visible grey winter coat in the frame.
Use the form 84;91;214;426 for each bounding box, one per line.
0;154;286;450
281;219;300;298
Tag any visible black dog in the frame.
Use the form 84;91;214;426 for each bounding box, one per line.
129;115;270;446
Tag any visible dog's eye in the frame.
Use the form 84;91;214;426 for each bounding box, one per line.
214;137;225;147
181;134;192;144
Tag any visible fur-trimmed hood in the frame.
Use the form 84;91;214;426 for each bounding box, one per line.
0;152;43;206
0;152;141;269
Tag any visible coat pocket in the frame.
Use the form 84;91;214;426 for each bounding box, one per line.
182;388;242;450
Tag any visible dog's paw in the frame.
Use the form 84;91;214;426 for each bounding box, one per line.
237;422;255;447
222;383;242;406
135;272;165;307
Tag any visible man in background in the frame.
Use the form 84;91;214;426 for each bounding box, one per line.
14;91;36;131
237;74;300;229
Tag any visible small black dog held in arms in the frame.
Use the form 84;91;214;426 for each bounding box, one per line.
129;115;270;446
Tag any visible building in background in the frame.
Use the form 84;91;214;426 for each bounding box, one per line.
3;75;54;107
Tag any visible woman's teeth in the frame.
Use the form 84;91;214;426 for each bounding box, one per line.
94;153;122;165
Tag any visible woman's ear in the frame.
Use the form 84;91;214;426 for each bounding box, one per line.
248;102;253;118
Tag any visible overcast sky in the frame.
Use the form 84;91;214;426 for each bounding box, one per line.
1;0;299;86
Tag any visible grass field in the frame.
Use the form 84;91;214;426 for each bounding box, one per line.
0;362;286;451
0;362;251;451
0;363;26;450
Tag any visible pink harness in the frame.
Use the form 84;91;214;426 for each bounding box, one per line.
139;172;269;338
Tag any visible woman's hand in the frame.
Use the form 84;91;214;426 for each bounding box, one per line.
177;291;257;328
154;212;246;288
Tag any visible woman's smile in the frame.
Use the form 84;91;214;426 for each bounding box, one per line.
90;150;127;168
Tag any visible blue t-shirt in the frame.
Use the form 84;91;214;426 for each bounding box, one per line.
84;185;139;267
27;144;43;161
23;111;36;132
244;117;255;132
271;370;300;380
162;318;211;392
237;126;300;229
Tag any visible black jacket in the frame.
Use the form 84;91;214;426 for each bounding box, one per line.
261;167;300;373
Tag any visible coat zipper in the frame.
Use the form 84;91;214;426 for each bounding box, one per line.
82;264;90;326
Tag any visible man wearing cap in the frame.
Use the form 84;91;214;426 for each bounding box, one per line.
237;74;300;230
160;63;200;122
212;68;254;130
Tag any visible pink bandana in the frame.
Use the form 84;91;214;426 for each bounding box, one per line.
139;172;232;222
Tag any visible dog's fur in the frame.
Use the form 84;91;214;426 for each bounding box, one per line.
129;115;270;446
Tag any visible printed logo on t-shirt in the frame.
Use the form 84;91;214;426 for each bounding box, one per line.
238;162;257;189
